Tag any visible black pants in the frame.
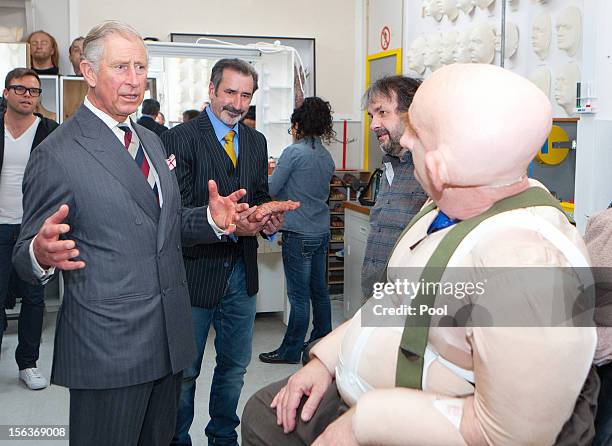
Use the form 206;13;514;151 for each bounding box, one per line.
69;372;183;446
0;224;45;369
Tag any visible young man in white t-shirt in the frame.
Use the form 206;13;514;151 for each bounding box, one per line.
0;68;58;389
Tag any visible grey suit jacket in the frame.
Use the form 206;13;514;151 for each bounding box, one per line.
13;104;217;390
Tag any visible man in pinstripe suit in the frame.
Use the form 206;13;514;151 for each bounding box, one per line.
162;59;285;446
12;22;248;446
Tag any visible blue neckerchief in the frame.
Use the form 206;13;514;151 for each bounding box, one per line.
205;106;240;158
427;210;460;234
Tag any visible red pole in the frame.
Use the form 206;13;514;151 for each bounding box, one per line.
342;119;347;170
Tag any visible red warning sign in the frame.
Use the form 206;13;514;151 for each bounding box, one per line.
380;26;391;51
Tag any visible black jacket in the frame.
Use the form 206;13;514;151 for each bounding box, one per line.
137;115;168;137
161;111;270;307
0;112;59;176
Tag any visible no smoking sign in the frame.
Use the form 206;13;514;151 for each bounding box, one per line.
380;26;391;51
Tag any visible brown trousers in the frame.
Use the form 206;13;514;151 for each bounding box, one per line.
555;365;600;445
242;377;348;446
243;366;599;446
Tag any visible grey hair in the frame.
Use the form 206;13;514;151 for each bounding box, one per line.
210;58;259;93
82;21;146;72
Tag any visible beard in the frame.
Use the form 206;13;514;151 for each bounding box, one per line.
221;105;247;126
376;126;404;157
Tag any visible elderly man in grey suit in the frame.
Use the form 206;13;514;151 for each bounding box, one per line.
12;21;248;446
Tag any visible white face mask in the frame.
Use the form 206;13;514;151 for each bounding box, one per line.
532;12;552;60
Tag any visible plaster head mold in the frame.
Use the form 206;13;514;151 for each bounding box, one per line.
556;6;582;57
528;67;551;97
408;35;427;75
469;23;496;64
532;12;552;60
457;0;476;15
440;31;459;65
495;22;519;59
424;33;443;72
476;0;495;10
554;62;581;116
425;0;443;21
440;0;459;21
422;0;431;18
455;28;473;63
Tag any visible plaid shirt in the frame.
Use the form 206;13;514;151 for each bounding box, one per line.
361;151;427;299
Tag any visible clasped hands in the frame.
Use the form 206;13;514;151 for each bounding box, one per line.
208;179;300;236
234;199;300;236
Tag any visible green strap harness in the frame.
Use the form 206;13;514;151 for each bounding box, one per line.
394;187;565;389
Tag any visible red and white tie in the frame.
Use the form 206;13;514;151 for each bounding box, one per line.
118;124;159;203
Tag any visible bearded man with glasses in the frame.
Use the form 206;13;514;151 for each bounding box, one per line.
0;67;58;390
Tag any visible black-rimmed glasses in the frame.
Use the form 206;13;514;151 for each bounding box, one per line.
7;85;42;97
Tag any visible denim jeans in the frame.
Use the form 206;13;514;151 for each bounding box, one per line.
277;232;331;362
0;224;45;369
172;258;256;446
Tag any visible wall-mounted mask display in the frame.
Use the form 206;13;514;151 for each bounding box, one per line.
556;6;582;57
408;35;427;75
457;0;476;15
469;23;496;64
554;62;581;116
425;0;444;21
455;28;473;63
476;0;495;10
528;67;551;97
439;0;459;22
424;33;443;71
440;31;459;65
532;12;552;60
496;22;519;59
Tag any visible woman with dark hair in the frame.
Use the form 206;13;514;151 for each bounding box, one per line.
259;97;336;364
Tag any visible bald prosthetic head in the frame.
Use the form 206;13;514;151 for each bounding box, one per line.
402;64;551;202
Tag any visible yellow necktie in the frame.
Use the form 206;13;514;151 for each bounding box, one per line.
223;130;237;167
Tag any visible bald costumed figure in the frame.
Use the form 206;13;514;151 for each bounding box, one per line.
241;63;597;446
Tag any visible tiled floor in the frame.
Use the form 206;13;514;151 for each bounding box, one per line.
0;298;344;445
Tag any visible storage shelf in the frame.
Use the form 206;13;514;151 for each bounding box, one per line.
327;169;372;292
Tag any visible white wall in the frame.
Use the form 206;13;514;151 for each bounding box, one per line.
32;0;71;74
574;0;612;231
70;0;365;169
368;0;403;55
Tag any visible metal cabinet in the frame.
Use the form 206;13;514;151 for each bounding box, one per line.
343;208;370;319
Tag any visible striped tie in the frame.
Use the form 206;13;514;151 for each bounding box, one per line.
118;124;160;203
